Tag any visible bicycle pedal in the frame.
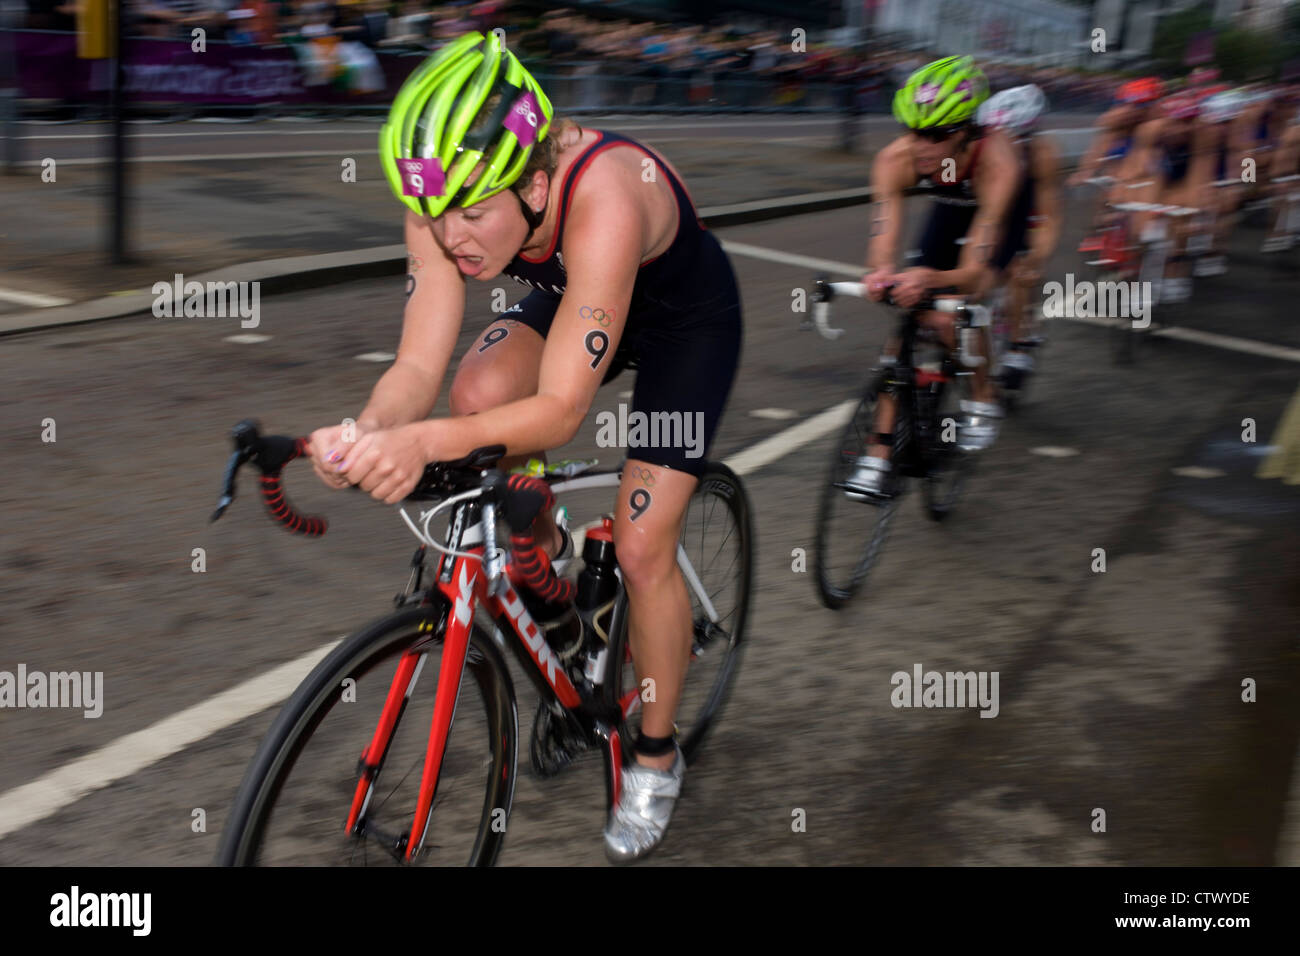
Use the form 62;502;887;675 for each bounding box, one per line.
529;701;591;780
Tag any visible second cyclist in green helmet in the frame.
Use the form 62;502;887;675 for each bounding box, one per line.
845;55;1024;501
306;31;744;864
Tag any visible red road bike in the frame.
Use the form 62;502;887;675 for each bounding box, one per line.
213;420;751;865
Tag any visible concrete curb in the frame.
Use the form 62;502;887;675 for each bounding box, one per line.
0;188;876;336
2;139;1088;337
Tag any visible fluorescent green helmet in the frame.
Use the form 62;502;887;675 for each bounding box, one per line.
893;56;989;129
379;31;554;218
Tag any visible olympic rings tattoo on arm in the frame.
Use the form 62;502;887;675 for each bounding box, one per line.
628;464;657;487
579;305;615;327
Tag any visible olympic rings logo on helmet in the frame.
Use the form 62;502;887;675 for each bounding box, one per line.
379;31;555;219
515;101;538;128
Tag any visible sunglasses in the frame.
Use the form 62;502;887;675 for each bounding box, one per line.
911;124;967;143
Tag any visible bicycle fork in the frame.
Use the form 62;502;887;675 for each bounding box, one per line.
344;554;480;863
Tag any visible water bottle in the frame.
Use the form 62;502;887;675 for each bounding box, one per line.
576;518;618;626
576;518;619;683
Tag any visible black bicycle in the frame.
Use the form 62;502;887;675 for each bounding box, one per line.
806;280;985;609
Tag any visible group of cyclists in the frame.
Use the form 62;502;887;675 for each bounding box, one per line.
843;57;1300;499
298;32;1298;862
1072;67;1300;291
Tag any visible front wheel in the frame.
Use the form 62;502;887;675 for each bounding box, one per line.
814;379;904;609
216;605;518;866
604;462;752;766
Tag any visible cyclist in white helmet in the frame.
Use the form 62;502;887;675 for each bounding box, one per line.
975;84;1061;392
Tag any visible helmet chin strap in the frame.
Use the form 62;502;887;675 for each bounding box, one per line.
513;172;550;244
515;190;545;242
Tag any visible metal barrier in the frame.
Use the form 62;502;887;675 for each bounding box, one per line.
8;31;1115;121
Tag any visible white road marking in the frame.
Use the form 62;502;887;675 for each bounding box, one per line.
356;351;396;362
0;287;72;308
724;400;856;475
15;150;354;166
224;333;271;344
750;407;798;420
1030;446;1081;458
18;117;843;141
0;642;340;840
0;391;858;839
720;240;862;276
20;129;381;141
618;390;633;398
1155;325;1300;363
1172;466;1226;478
15;116;1097;144
720;240;1300;365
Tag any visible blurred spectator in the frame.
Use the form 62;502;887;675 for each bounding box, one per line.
24;0;76;31
88;0;1127;112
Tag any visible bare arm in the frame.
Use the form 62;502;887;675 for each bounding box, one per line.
414;163;644;463
1125;119;1161;189
942;132;1021;292
866;138;909;274
355;209;466;432
1027;135;1063;265
1071;107;1121;183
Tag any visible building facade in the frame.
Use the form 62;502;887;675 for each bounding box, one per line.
873;0;1089;61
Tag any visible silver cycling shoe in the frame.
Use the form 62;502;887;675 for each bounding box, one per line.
603;745;685;864
957;400;1004;453
843;456;893;501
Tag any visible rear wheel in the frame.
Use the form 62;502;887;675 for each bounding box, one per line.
216;605;517;866
604;462;752;766
814;379;904;609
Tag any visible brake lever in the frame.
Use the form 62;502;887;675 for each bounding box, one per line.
211;419;263;522
211;445;254;523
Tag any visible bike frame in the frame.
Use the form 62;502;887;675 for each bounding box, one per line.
344;466;722;862
888;312;968;476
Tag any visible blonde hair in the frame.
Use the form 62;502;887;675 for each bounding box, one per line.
517;117;581;191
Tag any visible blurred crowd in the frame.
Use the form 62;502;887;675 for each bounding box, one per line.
18;0;1126;110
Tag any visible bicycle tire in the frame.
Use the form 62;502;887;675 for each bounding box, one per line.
216;604;517;867
604;461;752;766
814;379;903;609
922;373;977;521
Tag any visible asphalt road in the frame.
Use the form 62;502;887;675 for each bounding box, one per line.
1;183;1298;866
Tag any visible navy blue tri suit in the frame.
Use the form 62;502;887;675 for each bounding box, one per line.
1160;137;1192;184
913;134;1033;276
498;129;742;477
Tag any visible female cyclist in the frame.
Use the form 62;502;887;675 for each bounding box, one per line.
305;32;743;863
848;55;1021;499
